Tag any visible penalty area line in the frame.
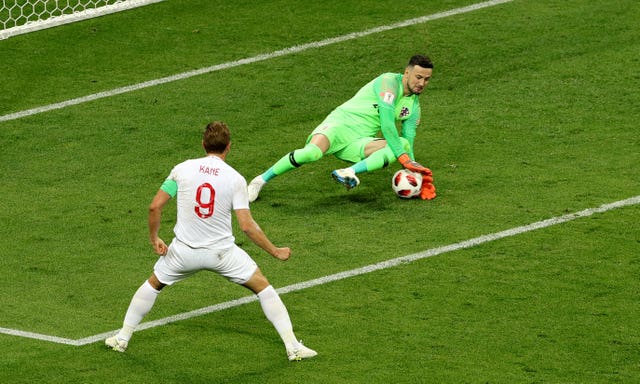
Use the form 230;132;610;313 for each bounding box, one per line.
0;327;77;346
1;195;637;346
0;0;514;123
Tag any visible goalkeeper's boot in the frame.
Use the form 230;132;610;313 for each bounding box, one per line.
331;168;360;190
247;175;267;202
105;335;128;353
287;342;318;361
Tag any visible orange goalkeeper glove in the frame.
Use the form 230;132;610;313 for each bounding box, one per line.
420;181;436;200
398;154;433;183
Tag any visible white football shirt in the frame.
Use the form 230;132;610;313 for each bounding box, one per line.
165;155;249;249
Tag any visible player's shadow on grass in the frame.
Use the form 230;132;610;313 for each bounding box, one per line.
301;189;391;214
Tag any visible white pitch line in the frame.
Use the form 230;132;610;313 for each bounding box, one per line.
2;195;637;346
0;326;77;345
0;0;514;123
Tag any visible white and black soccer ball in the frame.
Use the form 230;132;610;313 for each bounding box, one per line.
391;169;422;199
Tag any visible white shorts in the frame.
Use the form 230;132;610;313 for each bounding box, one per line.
153;238;258;285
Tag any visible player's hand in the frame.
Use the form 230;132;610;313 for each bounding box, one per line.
398;154;433;182
420;182;437;200
151;237;168;256
273;247;291;261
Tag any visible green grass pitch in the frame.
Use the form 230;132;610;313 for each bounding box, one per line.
1;0;638;382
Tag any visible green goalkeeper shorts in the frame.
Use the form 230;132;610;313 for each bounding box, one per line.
308;121;378;163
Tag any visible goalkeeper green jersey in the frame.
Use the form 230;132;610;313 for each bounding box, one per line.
323;72;421;159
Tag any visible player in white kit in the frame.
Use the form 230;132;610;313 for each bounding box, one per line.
106;121;317;361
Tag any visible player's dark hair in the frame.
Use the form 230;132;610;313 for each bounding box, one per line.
203;121;231;153
408;54;433;69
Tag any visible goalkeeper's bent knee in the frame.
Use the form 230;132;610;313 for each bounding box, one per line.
290;143;323;166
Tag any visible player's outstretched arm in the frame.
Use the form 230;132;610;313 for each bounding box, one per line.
235;209;291;261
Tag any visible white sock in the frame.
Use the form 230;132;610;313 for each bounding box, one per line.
257;285;298;350
117;280;161;342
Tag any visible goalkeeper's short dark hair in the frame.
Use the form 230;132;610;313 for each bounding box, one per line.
408;54;433;69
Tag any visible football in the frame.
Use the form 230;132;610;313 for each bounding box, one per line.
391;169;422;198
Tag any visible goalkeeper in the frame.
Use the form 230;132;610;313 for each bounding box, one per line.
248;54;436;201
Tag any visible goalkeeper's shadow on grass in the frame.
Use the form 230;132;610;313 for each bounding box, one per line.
259;184;391;214
315;190;391;211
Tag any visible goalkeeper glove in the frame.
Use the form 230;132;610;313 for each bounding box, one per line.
398;154;433;183
420;182;436;200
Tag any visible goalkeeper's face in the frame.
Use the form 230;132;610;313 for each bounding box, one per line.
404;65;432;96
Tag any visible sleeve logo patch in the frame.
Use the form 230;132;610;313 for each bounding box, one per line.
381;92;395;104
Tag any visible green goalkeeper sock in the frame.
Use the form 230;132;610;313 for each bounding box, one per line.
263;143;323;181
352;145;396;174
